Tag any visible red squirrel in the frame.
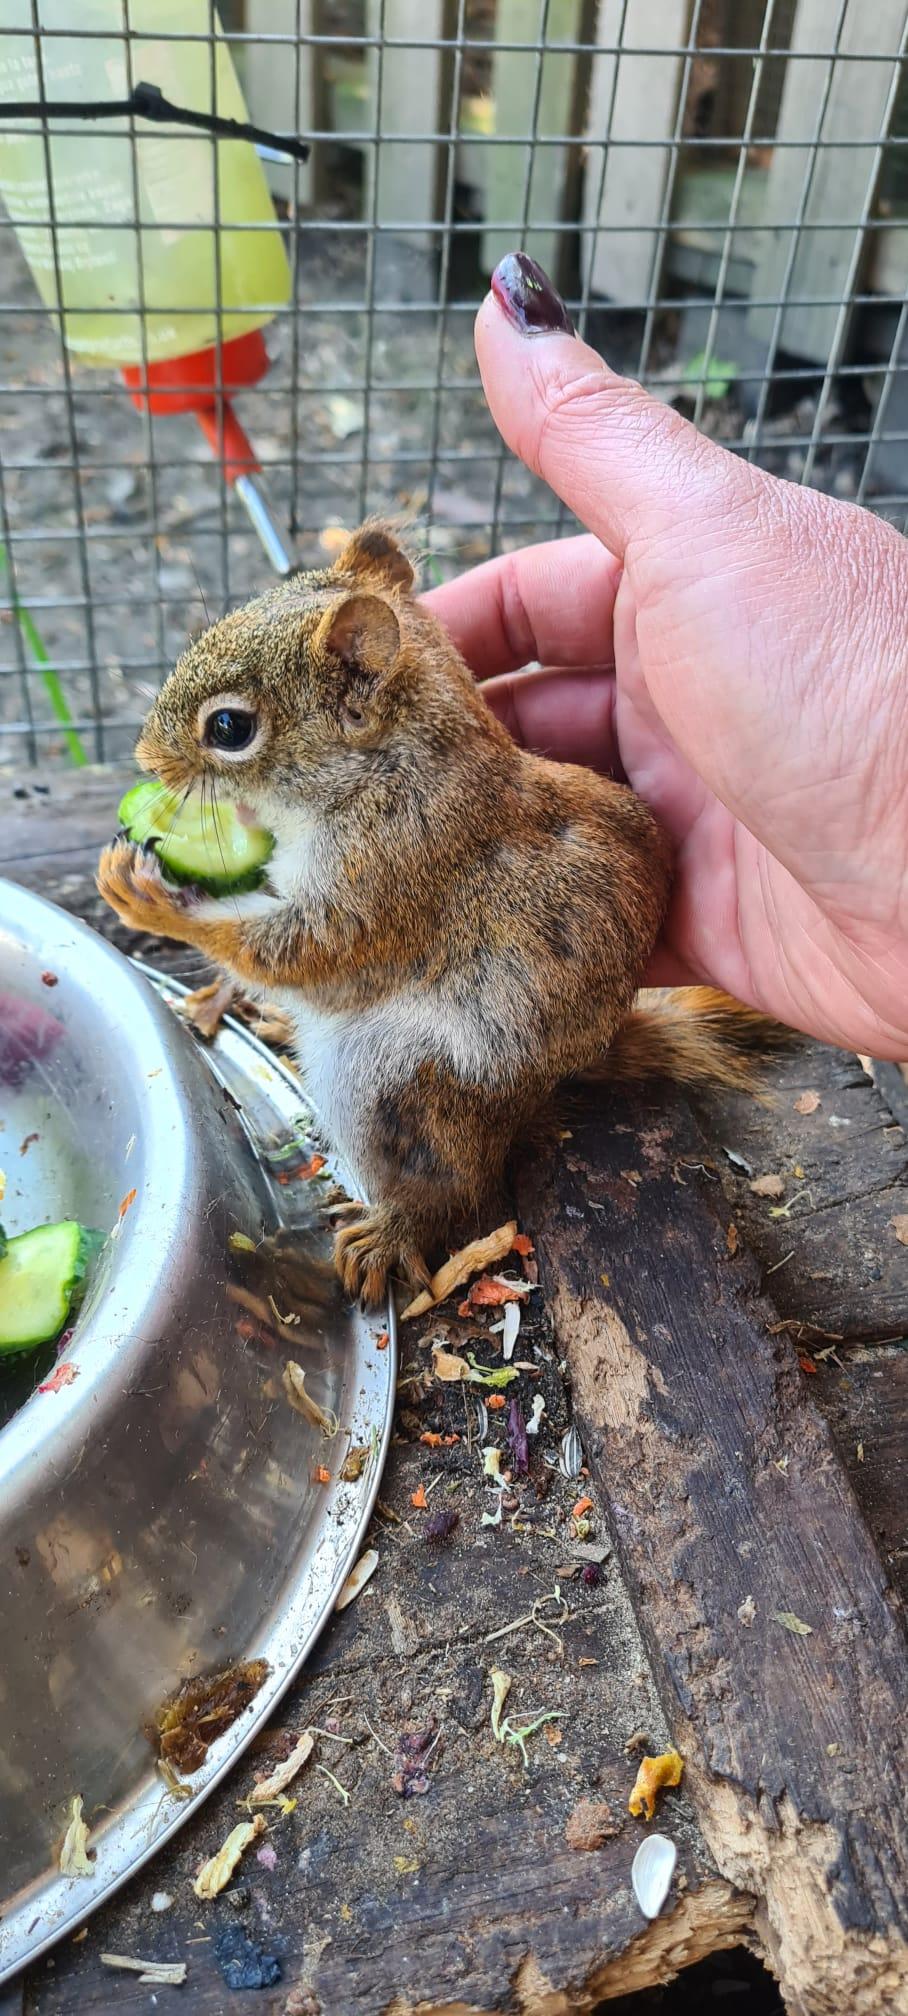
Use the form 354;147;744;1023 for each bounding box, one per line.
98;522;772;1304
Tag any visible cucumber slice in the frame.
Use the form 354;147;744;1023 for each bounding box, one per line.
118;781;274;896
0;1220;101;1355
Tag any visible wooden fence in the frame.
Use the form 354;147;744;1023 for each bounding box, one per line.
237;0;908;373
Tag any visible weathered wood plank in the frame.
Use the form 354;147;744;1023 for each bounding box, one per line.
582;0;692;304
482;0;593;285
519;1084;908;2016
746;0;906;364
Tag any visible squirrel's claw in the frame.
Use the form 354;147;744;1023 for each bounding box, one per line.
333;1205;430;1310
97;836;202;934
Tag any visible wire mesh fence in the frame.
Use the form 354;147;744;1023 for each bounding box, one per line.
0;0;906;766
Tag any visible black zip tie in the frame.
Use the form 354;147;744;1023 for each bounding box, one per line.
0;81;310;163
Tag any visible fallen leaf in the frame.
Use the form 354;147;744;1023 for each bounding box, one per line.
194;1817;266;1899
401;1220;517;1321
772;1610;813;1636
750;1173;785;1199
38;1362;78;1394
726;1222;739;1255
628;1749;684;1821
890;1214;908;1246
59;1796;93;1876
249;1732;314;1805
794;1092;820;1115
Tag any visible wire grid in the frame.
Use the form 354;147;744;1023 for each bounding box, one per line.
0;0;907;765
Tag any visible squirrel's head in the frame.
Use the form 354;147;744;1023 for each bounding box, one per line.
136;521;486;835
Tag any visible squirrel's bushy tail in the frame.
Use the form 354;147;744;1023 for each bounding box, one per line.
584;988;787;1096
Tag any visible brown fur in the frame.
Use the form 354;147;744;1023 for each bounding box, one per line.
97;522;770;1303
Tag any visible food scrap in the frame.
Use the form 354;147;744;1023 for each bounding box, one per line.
628;1747;684;1821
59;1795;93;1877
772;1610;813;1636
313;1464;331;1485
457;1273;530;1316
100;1955;187;1986
749;1173;785;1198
424;1508;458;1545
390;1722;439;1798
401;1220;518;1321
488;1667;562;1767
891;1214;908;1246
38;1362;79;1394
737;1595;757;1627
375;1329;390;1350
282;1360;338;1435
156;1658;269;1774
632;1833;678;1920
297;1152;327;1180
410;1484;428;1509
793;1091;820;1115
193;1815;266;1899
507;1397;529;1476
215;1926;282;1992
565;1797;619;1850
117;1188;137;1221
249;1732;314;1806
340;1443;370;1482
486;1392;507;1411
571;1495;594;1522
335;1546;378;1611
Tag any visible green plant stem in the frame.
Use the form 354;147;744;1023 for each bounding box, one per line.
0;541;88;765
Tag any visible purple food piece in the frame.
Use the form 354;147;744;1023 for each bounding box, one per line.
0;991;64;1088
507;1397;529;1477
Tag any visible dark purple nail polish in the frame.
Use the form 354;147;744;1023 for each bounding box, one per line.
491;252;575;337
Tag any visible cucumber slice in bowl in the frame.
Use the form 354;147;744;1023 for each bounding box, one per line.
118;781;274;897
0;1220;102;1355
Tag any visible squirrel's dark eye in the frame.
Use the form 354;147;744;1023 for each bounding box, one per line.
205;707;257;752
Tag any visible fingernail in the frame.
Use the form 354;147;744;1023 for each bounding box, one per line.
491;252;575;337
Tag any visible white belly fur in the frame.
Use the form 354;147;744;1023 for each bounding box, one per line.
277;984;518;1196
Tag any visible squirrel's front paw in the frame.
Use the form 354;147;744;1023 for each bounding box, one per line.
333;1204;431;1309
97;838;203;937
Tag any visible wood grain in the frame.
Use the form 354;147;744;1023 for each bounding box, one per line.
519;1086;908;2015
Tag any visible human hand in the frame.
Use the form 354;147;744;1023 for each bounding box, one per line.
425;254;908;1059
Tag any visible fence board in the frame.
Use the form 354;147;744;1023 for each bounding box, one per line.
365;0;452;249
482;0;593;283
746;0;906;364
240;0;315;207
583;0;692;304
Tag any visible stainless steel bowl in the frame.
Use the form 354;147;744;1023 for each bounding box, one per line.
0;881;394;1981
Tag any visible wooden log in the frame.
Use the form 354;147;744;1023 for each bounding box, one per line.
519;1080;908;2014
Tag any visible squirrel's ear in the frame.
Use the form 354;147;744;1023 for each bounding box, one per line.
315;592;401;676
332;521;414;593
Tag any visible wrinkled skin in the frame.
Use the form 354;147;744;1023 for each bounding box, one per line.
426;289;908;1061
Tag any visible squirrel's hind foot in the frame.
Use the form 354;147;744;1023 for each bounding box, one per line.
334;1205;431;1309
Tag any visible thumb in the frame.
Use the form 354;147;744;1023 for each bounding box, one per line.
477;254;746;560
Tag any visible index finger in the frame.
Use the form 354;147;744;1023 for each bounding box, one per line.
422;532;620;681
